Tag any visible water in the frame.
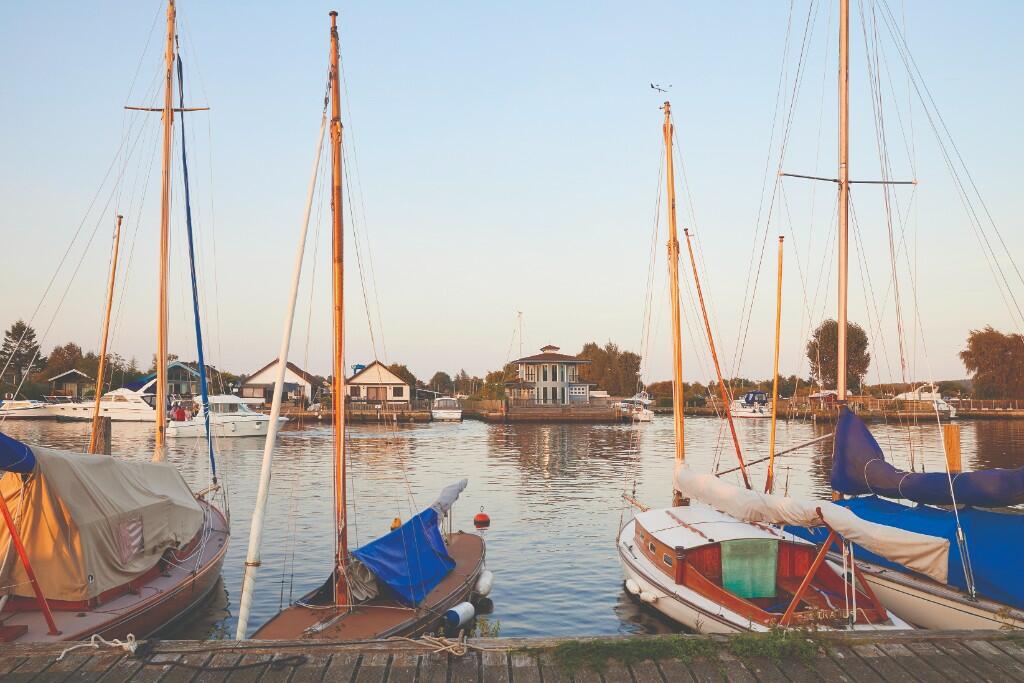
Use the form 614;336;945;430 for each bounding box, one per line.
3;415;1024;638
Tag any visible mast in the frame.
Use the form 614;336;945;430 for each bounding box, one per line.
89;214;122;454
836;0;850;401
683;228;751;490
328;10;350;607
154;0;175;461
663;102;686;506
766;236;784;493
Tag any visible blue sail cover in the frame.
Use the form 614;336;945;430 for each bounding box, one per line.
0;432;35;473
788;496;1024;610
832;407;1024;506
351;507;455;605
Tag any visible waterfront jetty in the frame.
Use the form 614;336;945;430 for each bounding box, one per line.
2;630;1022;681
462;399;622;423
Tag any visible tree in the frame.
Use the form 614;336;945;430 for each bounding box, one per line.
1;320;43;387
149;353;180;372
387;363;419;392
960;326;1024;399
40;342;84;379
806;319;870;391
429;371;453;395
577;341;642;396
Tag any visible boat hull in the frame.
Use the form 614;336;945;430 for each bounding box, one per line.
251;531;485;640
166;416;286;438
0;407;54;419
53;403;155;422
1;499;229;643
431;409;463;422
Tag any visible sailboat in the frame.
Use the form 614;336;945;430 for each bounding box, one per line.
0;0;228;643
234;12;489;641
613;100;956;634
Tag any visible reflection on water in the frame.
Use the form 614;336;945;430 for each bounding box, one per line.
2;415;1022;638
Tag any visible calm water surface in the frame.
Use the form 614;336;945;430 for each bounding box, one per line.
4;415;1024;638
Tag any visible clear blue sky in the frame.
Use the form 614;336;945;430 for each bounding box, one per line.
1;1;1021;385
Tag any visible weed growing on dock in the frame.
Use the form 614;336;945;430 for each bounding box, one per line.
550;635;718;672
726;628;817;661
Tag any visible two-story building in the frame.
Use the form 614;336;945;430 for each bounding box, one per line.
505;345;593;405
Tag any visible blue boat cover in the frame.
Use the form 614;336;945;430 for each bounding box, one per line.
351;507;455;605
124;373;156;392
832;407;1024;506
0;431;35;473
787;496;1024;610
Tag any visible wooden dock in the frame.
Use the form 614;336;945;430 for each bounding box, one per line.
3;630;1023;682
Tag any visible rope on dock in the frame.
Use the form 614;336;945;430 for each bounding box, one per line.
56;633;138;661
390;633;499;657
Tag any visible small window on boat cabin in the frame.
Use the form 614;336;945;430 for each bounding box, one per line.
663;554;673;567
393;386;404;398
648;541;656;553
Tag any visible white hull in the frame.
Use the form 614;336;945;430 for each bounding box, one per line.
729;407;771;419
166;415;287;438
616;519;909;634
431;409;463;422
53;402;155;422
848;556;1024;629
630;409;654;422
0;404;55;419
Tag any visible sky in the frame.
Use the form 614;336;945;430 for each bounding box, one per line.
1;1;1022;386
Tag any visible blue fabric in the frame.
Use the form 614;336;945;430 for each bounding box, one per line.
351;508;455;605
125;373;156;392
176;54;217;483
831;407;1024;506
0;432;35;473
787;496;1024;610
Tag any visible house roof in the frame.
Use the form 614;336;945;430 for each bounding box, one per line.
511;351;589;364
47;368;92;382
243;359;321;386
346;360;408;386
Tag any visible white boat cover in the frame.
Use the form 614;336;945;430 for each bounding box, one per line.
674;465;950;584
430;478;468;517
0;445;203;601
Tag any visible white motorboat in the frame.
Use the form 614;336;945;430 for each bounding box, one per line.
50;387;156;422
729;390;771;419
166;395;286;438
893;384;957;418
430;397;463;422
619;392;654;422
0;399;54;419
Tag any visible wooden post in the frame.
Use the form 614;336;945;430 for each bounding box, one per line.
663;102;687;506
89;214;122;455
943;424;962;474
836;0;850;402
93;417;112;456
766;236;784;493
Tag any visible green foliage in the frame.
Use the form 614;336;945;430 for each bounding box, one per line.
1;320;43;391
577;341;642;396
726;629;816;661
429;371;454;394
960;326;1024;399
551;636;718;673
472;615;501;638
387;363;419;390
806;319;870;390
475;363;517;400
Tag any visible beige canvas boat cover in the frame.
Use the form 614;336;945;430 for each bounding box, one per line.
0;445;203;601
675;466;950;584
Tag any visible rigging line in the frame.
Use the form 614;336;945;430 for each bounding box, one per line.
343;151;380;363
874;1;1024;332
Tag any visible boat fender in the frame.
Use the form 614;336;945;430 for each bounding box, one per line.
624;579;641;595
474;570;494;597
639;591;659;604
444;601;475;629
473;507;491;529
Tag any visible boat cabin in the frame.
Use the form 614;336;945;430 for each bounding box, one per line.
631;507;888;628
432;397;460;411
740;390;768;407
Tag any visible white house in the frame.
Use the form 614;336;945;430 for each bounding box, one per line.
241;360;322;406
505;344;593;405
347;361;410;405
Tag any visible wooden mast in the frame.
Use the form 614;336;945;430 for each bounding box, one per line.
683;228;751;490
328;10;350;607
154;0;175;462
88;214;122;454
663;102;686;506
836;0;850;402
765;236;784;493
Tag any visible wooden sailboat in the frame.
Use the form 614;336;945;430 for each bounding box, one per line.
612;101;956;634
234;11;488;641
0;0;228;642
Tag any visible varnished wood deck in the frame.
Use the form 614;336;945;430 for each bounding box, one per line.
2;630;1023;681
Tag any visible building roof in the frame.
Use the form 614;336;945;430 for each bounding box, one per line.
511;345;590;364
47;368;92;382
243;359;321;386
346;360;408;386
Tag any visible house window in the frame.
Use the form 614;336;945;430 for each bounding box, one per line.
367;386;386;401
559;387;564;403
393;386;404;398
350;386;361;397
560;365;565;382
542;387;548;402
663;554;674;567
526;365;536;382
542;365;548;381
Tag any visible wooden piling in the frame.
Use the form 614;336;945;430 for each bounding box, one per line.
943;423;962;474
94;417;112;455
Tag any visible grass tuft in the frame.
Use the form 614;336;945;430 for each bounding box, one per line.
551;635;718;672
727;628;818;661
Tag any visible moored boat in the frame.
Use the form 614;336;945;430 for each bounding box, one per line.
729;391;771;419
167;395;286;438
619;392;654;423
0;399;53;420
431;397;463;422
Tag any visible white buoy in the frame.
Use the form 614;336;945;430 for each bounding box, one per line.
474;570;494;597
444;601;476;629
625;578;641;595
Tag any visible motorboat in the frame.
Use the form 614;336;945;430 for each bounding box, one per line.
729;390;771;419
167;395;287;438
50;387;156;422
893;384;957;418
619;392;654;422
0;399;53;419
431;397;463;422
